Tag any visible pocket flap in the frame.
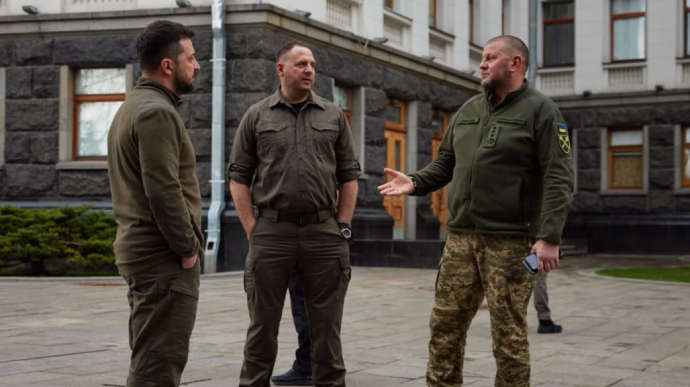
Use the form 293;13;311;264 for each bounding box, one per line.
311;122;339;131
256;123;286;133
457;117;480;124
497;117;526;125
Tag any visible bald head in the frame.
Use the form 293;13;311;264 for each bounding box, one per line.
485;35;529;72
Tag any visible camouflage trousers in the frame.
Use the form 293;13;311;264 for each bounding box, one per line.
427;233;535;387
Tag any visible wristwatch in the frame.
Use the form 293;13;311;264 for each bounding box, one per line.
408;175;418;192
337;222;353;243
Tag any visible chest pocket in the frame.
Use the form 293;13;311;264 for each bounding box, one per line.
309;122;339;150
256;123;287;154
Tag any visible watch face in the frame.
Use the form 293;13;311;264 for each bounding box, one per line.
341;228;352;239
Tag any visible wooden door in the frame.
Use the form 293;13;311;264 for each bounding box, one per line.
430;110;448;228
384;129;406;227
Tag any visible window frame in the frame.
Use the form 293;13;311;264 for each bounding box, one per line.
610;0;646;62
71;68;126;161
680;125;690;189
607;128;644;190
429;0;438;29
542;0;575;68
685;0;690;57
385;98;406;133
384;0;394;10
469;0;475;44
334;83;353;125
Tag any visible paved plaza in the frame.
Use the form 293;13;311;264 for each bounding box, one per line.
1;255;689;387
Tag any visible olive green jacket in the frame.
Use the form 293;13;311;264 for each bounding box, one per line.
410;81;573;245
107;78;203;276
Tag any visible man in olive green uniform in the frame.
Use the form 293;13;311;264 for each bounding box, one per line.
378;35;573;387
107;20;202;387
228;42;360;387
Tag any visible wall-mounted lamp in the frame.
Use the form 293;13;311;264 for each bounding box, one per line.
295;9;311;17
582;90;592;97
460;69;475;76
175;0;191;7
420;55;435;61
655;84;664;91
22;5;39;14
372;37;389;44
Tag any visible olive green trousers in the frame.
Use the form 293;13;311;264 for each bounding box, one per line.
123;256;200;387
239;217;351;387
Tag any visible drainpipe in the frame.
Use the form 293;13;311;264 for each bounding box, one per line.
528;0;538;86
204;0;226;274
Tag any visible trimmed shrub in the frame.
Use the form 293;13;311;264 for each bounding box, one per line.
0;205;117;275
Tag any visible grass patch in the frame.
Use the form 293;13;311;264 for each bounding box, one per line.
596;267;690;283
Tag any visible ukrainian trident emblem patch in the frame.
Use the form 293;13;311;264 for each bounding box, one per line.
556;124;570;154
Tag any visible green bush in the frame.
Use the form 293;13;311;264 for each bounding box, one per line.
0;205;117;276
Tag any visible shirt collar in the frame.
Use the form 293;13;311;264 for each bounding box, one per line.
268;87;326;111
486;78;529;109
135;78;183;107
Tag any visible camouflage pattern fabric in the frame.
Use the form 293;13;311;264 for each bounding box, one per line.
427;232;535;387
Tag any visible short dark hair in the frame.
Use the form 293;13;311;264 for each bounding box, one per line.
276;41;311;63
486;35;530;70
137;20;196;72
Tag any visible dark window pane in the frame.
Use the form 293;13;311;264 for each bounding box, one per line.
544;1;574;20
544;22;574;66
385;104;401;123
613;17;645;61
612;0;645;14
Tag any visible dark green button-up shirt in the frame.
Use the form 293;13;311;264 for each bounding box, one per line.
228;89;360;213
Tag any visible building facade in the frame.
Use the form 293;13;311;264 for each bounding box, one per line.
1;0;689;270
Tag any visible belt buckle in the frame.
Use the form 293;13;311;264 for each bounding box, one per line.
298;215;306;227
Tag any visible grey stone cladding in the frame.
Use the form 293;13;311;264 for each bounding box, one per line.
0;26;472;217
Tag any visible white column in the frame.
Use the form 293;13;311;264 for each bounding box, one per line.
362;0;385;39
401;0;429;56
574;0;605;94
404;100;419;240
451;0;470;72
646;0;677;90
477;0;502;45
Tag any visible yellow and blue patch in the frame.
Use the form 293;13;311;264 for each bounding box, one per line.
556;124;570;154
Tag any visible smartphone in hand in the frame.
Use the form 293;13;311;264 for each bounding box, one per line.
522;253;538;275
522;251;565;275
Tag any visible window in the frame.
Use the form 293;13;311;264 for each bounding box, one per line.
333;84;352;125
73;68;125;159
469;0;475;44
686;0;690;57
383;0;394;9
681;126;690;188
543;1;574;67
611;0;646;61
608;129;644;189
429;0;438;29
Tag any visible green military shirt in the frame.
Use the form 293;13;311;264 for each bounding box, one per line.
107;78;203;276
410;81;574;245
228;89;360;213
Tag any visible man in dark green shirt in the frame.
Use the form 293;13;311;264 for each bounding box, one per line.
379;35;573;387
107;21;201;387
228;42;360;387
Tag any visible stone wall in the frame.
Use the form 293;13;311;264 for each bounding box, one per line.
0;25;475;252
561;102;690;216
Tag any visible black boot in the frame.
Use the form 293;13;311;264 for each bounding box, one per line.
271;368;314;386
538;319;563;334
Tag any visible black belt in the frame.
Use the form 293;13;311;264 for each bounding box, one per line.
257;208;334;226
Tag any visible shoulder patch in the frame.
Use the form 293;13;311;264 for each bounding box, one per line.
556;124;570;154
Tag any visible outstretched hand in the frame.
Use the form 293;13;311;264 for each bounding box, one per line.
378;168;415;196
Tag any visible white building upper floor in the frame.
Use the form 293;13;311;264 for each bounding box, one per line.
1;0;688;97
